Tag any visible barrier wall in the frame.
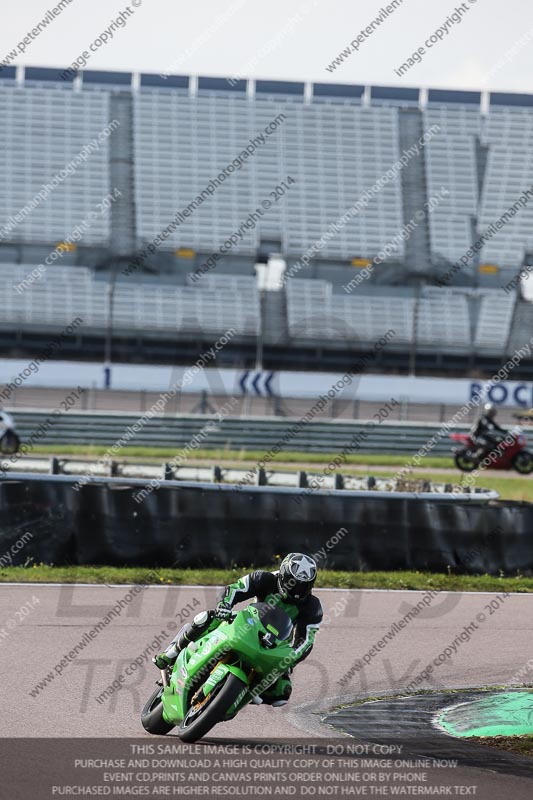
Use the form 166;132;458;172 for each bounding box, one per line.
1;474;532;575
10;411;466;455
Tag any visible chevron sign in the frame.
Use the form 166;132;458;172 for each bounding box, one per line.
239;370;275;397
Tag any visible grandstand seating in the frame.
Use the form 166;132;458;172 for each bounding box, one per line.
0;85;110;245
286;284;414;343
2;71;533;275
478;143;533;266
485;104;533;149
417;287;472;349
423;104;481;138
285;280;509;352
2;258;515;356
424;134;478;263
473;290;516;353
422;105;479;266
1;264;258;338
134;93;404;260
423;99;533;270
2;70;533;367
507;298;533;355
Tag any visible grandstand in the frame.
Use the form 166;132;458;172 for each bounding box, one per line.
1;68;533;375
1;265;258;339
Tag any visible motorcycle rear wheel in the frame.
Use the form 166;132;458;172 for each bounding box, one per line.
0;431;20;455
141;684;175;735
178;672;246;743
512;450;533;474
454;451;477;472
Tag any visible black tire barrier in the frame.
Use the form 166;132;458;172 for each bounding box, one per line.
0;473;532;574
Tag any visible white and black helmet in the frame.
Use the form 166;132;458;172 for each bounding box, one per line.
483;402;497;419
277;552;317;601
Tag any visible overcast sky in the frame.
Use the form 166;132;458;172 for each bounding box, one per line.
2;0;533;93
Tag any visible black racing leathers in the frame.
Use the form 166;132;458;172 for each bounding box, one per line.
217;570;323;663
471;414;506;455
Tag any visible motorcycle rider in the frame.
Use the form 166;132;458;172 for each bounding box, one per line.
470;403;507;459
153;552;322;706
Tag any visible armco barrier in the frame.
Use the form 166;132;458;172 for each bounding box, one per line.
0;473;531;575
10;410;467;456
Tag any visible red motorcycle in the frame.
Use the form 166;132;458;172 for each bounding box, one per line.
450;429;533;474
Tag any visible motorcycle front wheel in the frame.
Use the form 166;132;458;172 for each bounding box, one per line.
454;450;478;472
141;684;175;735
178;672;246;744
512;450;533;474
0;431;20;455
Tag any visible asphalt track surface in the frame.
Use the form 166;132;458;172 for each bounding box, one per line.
3;584;533;796
326;690;533;780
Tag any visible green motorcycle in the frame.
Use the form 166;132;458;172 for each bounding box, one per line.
141;602;298;742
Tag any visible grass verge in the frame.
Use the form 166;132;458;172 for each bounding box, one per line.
371;471;533;503
29;445;454;470
24;446;533;501
3;566;533;591
470;736;533;756
17;439;533;500
334;690;533;758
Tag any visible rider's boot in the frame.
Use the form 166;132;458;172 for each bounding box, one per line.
153;610;215;669
255;674;293;707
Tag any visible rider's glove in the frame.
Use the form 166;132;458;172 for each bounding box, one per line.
214;602;233;621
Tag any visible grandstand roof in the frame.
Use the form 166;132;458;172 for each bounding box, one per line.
7;66;532;113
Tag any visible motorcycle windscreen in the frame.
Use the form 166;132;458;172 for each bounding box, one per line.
250;602;293;641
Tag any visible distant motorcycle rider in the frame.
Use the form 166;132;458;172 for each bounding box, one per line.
153;553;322;706
470;403;506;459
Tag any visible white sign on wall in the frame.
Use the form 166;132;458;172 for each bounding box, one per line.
0;359;532;408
